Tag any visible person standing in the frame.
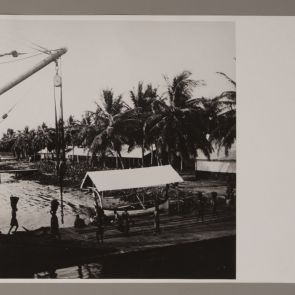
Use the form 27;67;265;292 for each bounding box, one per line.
121;209;130;236
154;204;161;234
197;192;205;223
154;195;161;234
211;191;218;216
113;208;122;230
113;209;119;224
8;196;19;235
95;206;104;244
95;219;104;244
50;199;60;239
74;214;86;228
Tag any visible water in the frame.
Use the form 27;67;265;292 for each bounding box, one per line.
35;263;103;279
33;236;236;279
0;173;95;233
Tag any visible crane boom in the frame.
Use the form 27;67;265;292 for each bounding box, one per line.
0;47;67;96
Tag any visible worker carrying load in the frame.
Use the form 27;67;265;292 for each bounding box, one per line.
50;199;60;239
8;196;19;235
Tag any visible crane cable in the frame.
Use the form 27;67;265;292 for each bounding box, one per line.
53;58;65;224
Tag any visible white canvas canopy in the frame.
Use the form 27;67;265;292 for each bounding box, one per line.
80;165;183;192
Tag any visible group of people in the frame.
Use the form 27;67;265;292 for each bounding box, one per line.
73;201;161;245
113;208;131;236
84;206;132;244
194;189;236;223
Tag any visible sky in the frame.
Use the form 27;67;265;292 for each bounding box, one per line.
0;18;235;134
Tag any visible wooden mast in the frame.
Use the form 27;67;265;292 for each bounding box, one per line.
0;48;67;96
0;47;68;224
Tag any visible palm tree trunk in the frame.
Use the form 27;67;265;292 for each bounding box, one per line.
72;144;75;163
141;145;144;167
155;145;160;166
167;150;171;165
117;151;125;169
150;145;153;166
115;156;118;168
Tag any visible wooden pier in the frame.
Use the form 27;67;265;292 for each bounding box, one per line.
0;211;236;277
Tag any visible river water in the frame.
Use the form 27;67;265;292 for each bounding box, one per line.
0;173;95;233
33;236;236;279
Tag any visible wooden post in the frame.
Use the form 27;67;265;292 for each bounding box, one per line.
194;158;197;180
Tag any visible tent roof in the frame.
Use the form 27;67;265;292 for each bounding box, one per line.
80;165;183;191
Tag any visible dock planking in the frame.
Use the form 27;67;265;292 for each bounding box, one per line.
0;211;235;277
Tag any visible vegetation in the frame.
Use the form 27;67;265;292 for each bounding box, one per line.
0;71;236;170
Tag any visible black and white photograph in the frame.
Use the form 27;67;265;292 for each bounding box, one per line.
0;17;236;279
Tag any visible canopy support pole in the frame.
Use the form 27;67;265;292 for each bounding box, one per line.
136;192;146;209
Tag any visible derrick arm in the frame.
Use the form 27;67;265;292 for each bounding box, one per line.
0;48;67;96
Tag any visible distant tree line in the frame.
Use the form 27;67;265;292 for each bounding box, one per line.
0;71;236;169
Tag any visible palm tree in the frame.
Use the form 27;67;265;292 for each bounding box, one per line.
12;127;31;160
144;71;212;170
64;115;81;161
77;112;99;165
85;89;134;168
129;82;158;166
30;123;55;160
130;82;157;112
0;128;16;153
209;72;236;155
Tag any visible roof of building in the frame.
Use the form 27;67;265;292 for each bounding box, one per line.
197;160;236;173
66;145;150;159
80;165;183;191
37;148;54;154
107;145;150;159
66;147;90;157
197;142;236;161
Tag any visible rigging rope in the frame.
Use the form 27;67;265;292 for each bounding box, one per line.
0;52;43;65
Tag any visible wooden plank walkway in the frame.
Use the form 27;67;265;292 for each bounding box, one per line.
61;211;236;253
0;210;235;277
